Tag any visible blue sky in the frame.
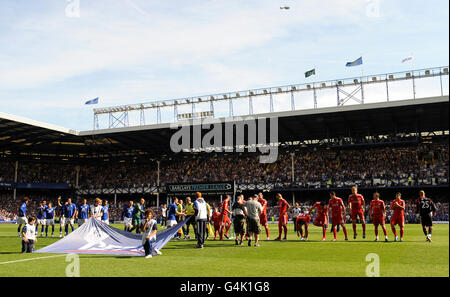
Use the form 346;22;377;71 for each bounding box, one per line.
0;0;448;130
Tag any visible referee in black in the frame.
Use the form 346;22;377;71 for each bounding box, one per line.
416;190;436;242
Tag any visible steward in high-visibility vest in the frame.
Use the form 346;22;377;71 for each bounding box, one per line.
184;197;197;239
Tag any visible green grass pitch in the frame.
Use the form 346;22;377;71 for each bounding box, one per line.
0;223;448;277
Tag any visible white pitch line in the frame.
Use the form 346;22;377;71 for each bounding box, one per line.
0;254;66;265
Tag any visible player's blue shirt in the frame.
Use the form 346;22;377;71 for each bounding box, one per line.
18;202;27;217
63;203;77;218
122;205;134;219
101;205;109;220
168;203;177;221
78;204;90;219
37;205;46;220
45;207;55;219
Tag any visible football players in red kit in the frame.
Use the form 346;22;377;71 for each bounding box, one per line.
275;193;290;241
328;191;348;241
219;195;232;240
295;211;311;241
391;192;406;241
210;207;222;240
348;186;366;239
310;201;329;241
368;192;388;242
257;192;270;240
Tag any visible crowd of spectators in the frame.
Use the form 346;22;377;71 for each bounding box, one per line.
1;143;447;190
78;163;158;189
0;141;448;223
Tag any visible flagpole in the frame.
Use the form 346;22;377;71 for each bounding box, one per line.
411;52;416;99
314;65;317;108
361;56;364;104
361;55;364;78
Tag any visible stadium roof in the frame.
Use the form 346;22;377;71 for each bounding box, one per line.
0;96;448;161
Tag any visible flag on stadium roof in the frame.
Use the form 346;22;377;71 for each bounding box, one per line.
34;217;188;256
402;55;414;63
85;97;99;105
305;68;316;78
346;57;363;67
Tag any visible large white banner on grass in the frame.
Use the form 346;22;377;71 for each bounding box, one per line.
34;217;187;256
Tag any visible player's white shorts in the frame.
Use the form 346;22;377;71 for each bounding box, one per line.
45;219;55;226
17;217;28;225
78;219;87;225
124;217;132;227
59;217;65;225
101;219;109;225
37;219;45;225
63;218;74;226
167;220;177;227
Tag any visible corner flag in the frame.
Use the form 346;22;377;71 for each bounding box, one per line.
85;97;99;105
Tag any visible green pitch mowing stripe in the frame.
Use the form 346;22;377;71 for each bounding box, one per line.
0;223;448;277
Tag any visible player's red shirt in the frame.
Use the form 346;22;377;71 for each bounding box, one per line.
329;197;345;216
348;194;364;210
211;212;221;226
279;199;289;215
220;200;230;216
370;200;385;217
311;202;328;218
297;213;311;223
258;198;268;215
391;199;405;217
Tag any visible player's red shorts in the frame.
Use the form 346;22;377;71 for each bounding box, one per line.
331;213;344;225
391;215;404;226
213;223;221;231
278;213;288;226
296;217;310;226
259;213;268;225
313;216;326;227
220;214;231;225
351;208;365;221
372;215;385;226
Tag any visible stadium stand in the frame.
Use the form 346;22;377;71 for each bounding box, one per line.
0;96;448;223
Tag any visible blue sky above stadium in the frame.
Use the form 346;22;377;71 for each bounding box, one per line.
0;0;448;130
